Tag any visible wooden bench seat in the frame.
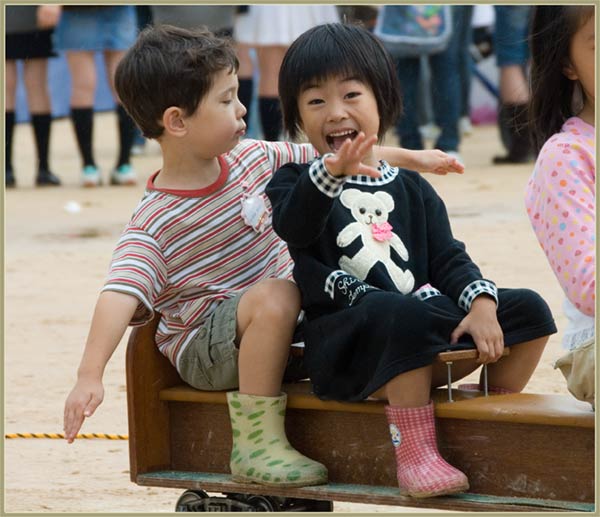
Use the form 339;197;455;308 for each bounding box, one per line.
126;317;595;512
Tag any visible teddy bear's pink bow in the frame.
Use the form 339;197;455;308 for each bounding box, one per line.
372;221;393;242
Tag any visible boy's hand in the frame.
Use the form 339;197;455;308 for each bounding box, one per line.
324;132;380;178
63;376;104;443
409;149;464;175
450;296;504;364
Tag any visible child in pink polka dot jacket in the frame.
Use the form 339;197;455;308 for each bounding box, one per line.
525;6;595;407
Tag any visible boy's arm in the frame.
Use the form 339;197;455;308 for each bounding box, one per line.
374;146;464;175
63;291;139;443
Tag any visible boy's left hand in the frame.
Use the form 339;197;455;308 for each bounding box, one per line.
410;149;464;175
450;296;504;364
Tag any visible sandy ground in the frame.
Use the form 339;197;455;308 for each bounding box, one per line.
4;113;573;513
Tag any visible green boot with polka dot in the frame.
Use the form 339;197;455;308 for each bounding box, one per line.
227;391;328;487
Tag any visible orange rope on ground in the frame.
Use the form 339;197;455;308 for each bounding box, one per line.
5;432;128;440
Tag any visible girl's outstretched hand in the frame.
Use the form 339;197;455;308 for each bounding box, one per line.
410;149;465;175
324;132;380;178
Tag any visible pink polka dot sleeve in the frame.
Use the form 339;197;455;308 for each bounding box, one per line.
525;118;596;316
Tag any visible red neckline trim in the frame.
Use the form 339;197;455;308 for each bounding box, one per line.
146;155;230;197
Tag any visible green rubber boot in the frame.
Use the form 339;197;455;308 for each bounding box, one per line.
227;391;328;487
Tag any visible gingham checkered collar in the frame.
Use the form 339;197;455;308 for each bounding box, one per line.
346;160;398;186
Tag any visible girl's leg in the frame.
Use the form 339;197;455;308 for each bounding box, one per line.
226;278;327;487
23;58;60;185
5;61;17;186
430;336;549;393
104;49;137;184
485;336;548;392
66;51;99;185
256;45;287;141
373;367;469;498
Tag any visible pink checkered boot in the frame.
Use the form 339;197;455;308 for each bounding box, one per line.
385;402;469;498
458;383;515;394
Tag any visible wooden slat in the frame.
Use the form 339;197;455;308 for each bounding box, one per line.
136;471;594;512
126;315;182;479
159;382;594;428
436;348;509;362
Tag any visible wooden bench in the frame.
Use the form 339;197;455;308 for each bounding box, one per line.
126;316;595;512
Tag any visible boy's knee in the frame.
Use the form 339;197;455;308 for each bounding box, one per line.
247;279;301;322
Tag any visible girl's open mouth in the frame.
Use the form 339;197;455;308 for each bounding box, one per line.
326;129;358;152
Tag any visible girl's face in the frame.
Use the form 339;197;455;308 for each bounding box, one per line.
564;13;595;110
297;75;380;157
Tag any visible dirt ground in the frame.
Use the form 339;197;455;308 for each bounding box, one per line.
4;113;573;513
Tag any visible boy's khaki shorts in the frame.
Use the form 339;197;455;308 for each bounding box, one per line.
179;296;241;391
178;293;308;391
554;338;595;409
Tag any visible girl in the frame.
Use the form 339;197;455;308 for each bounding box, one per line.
266;23;557;498
525;6;595;407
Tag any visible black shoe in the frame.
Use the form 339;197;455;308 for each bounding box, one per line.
493;103;533;165
6;168;16;188
36;169;61;186
492;153;534;165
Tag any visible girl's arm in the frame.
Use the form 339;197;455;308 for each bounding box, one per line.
374;146;464;175
525;147;595;316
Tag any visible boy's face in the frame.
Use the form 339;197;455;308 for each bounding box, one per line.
184;69;247;157
297;75;380;157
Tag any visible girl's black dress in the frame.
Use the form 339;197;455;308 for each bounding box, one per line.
266;159;556;402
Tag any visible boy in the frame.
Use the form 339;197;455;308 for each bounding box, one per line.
63;25;463;488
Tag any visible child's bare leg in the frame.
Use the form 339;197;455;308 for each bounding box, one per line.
371;365;432;407
429;336;549;392
235;278;300;396
227;278;327;487
485;336;548;392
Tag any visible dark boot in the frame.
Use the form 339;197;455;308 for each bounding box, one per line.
493;103;533;164
6;167;16;188
36;169;62;186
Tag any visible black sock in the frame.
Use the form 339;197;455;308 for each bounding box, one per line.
259;97;282;141
6;111;15;172
238;78;253;126
116;104;136;168
70;107;95;167
31;113;52;172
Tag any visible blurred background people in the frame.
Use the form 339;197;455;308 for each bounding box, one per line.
393;5;473;162
492;5;533;164
6;4;62;188
234;4;340;141
53;5;138;187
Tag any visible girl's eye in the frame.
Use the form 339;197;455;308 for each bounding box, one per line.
308;98;324;105
345;91;361;99
222;99;233;105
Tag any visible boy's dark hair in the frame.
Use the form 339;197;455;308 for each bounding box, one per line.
278;23;402;141
115;24;238;139
529;6;594;153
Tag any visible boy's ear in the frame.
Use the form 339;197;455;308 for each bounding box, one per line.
162;107;187;137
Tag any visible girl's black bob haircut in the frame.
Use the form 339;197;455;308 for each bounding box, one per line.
279;23;402;141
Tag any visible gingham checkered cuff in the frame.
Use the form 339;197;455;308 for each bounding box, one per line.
458;280;498;312
324;270;346;299
309;155;346;198
412;283;442;302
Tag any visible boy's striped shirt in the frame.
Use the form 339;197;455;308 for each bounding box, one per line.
103;139;317;370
